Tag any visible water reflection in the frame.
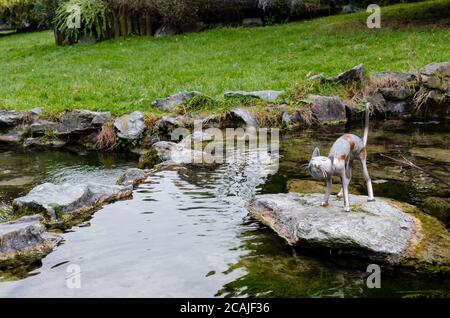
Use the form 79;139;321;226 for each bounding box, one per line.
0;120;449;297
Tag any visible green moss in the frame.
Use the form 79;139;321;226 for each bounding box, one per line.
41;130;60;142
0;244;56;281
138;148;161;169
423;197;450;224
0;206;14;222
390;200;450;273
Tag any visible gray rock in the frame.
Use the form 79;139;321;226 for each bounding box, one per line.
242;18;263;27
367;92;386;111
114;111;146;140
307;73;325;81
371;71;416;83
224;90;282;102
0;215;61;259
59;109;111;134
420;62;450;91
13;182;133;220
180;22;206;34
291;111;303;123
328;64;365;84
78;34;96;44
27;107;43;122
152;141;205;165
247;193;421;264
23;137;67;149
180;131;215;145
342;5;361;13
308;95;347;122
281;112;292;126
30;110;110;136
386;100;408;114
223;108;258;127
155;115;188;135
379;87;414;101
117;168;149;186
0;130;24;145
201;114;222;128
143;130;161;147
29;120;60;135
0;110;23;127
154;25;180;37
151;91;201;111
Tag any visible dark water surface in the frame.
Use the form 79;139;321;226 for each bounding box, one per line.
0;120;449;297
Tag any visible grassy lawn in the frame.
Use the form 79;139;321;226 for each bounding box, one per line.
0;0;449;116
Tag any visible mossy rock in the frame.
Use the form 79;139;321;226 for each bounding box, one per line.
423;197;450;225
138;148;161;169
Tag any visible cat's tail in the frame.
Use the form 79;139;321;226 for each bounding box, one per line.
363;102;370;147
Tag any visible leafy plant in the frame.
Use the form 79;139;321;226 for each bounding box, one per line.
54;0;110;42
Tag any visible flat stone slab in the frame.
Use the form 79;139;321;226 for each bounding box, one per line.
247;193;423;264
0;215;61;261
13;183;133;220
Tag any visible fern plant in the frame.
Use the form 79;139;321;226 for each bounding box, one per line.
54;0;110;42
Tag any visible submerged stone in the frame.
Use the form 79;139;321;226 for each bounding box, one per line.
117;168;149;187
13;182;133;220
247;193;450;271
0;215;61;266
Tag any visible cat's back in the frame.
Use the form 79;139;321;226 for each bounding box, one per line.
329;134;364;156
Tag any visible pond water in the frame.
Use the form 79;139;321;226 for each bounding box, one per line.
0;120;449;297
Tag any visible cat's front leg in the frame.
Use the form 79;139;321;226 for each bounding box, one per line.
321;177;333;207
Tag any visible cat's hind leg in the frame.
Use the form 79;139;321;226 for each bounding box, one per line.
338;159;353;199
340;171;351;212
360;159;375;201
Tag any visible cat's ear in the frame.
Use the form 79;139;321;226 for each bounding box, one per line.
312;147;320;158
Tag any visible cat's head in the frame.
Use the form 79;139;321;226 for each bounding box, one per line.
308;147;332;180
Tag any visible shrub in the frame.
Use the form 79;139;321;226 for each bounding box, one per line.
54;0;109;41
0;0;36;28
154;0;204;26
31;0;60;25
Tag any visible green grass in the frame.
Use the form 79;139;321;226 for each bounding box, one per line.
0;0;449;116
